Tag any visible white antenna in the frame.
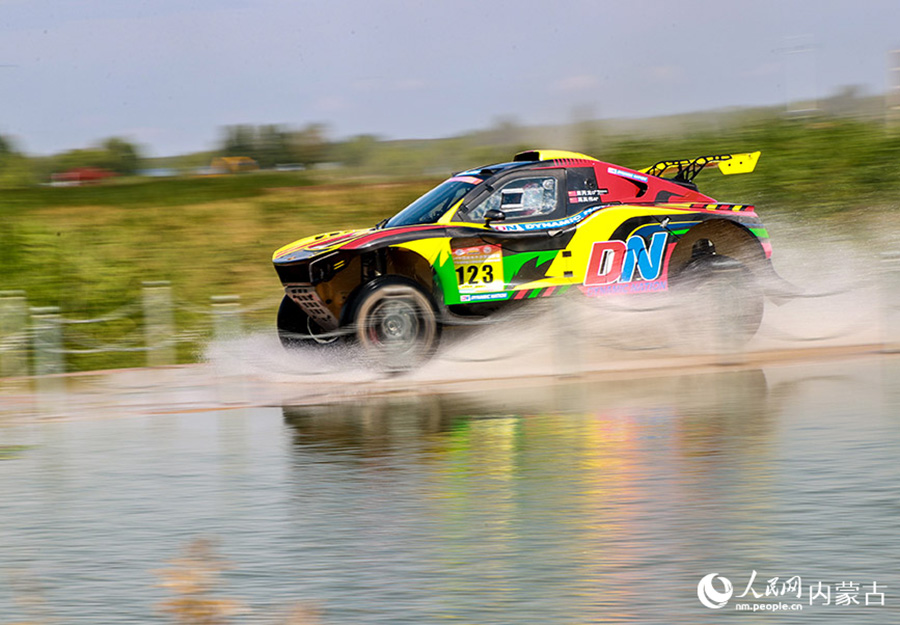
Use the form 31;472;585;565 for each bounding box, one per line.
889;49;900;124
783;34;818;116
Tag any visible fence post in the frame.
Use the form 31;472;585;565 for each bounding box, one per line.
211;295;242;342
143;281;175;367
210;295;244;405
30;306;64;376
0;290;28;378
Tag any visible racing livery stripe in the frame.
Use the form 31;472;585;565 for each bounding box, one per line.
613;212;764;243
342;224;449;250
275;230;369;259
627;219;700;240
306;232;359;250
608;202;758;216
511;285;566;300
687;202;756;213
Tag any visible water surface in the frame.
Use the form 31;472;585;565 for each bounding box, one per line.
1;357;899;623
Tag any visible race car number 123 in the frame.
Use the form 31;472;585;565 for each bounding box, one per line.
456;263;494;285
452;245;503;293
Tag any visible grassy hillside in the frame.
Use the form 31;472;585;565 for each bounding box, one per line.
599;117;900;214
0;174;435;370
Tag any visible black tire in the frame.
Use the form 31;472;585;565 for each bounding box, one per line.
349;277;440;369
670;255;764;345
277;295;339;349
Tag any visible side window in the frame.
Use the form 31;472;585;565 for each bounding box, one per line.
468;175;560;222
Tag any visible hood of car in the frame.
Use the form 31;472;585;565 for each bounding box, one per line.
273;223;456;264
272;228;371;263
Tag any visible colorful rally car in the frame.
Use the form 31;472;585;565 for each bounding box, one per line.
272;149;774;363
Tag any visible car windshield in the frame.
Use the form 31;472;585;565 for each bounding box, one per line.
384;176;482;228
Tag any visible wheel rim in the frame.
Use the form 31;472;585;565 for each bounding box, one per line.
366;299;421;350
355;285;437;364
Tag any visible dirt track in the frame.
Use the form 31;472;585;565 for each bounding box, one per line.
1;337;897;425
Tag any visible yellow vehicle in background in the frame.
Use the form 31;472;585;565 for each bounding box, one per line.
210;156;259;174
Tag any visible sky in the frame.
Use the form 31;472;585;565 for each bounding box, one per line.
1;0;899;156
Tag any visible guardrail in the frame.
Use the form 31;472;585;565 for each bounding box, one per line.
0;291;28;378
1;254;898;379
0;283;278;378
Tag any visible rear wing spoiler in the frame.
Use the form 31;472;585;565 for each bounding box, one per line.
639;151;760;184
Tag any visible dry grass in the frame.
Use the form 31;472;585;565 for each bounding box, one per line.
0;178;435;370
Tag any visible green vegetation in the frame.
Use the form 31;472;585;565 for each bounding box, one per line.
0;170;315;210
0;173;433;371
48;137;142;176
596;116;900;214
219;123;329;169
2;111;899;373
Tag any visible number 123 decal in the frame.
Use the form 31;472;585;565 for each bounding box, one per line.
451;244;503;293
456;263;494;285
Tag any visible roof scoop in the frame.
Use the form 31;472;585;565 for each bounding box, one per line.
514;149;599;162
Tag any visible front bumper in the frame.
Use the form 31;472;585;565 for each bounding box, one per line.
283;283;340;330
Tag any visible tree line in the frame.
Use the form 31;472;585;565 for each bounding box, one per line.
1;85;898;206
0;135;143;186
0;122;371;186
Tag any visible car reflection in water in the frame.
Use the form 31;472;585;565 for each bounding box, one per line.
280;369;795;623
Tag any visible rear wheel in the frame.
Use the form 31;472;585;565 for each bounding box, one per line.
670;254;764;346
351;277;440;369
277;295;339;349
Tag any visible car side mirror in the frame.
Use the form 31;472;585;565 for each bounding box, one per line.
484;208;506;224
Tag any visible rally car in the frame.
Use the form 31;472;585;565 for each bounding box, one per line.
272;149;775;364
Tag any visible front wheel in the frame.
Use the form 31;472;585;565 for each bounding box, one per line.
351;277;440;370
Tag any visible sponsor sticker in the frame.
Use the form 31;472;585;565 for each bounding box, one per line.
607;167;648;183
581;232;673;296
490;204;604;232
460;291;510;303
452;244;503;293
567;189;607;203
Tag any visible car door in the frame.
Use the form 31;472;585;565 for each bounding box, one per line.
450;169;576;296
